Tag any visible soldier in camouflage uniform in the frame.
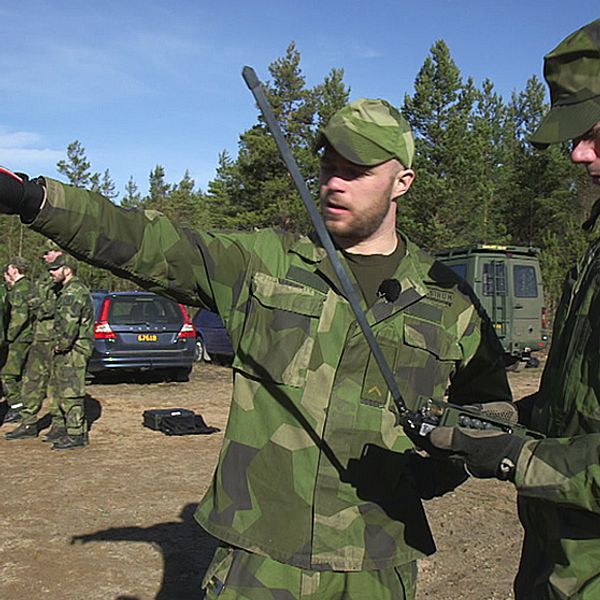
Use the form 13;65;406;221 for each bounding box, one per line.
0;280;8;374
4;241;63;440
428;18;600;600
44;254;94;451
0;100;511;597
1;256;34;424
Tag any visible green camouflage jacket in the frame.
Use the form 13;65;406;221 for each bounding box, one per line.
512;232;600;600
31;273;60;342
52;276;94;357
31;179;511;571
6;276;34;344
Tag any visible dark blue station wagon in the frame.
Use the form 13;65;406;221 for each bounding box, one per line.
89;291;196;380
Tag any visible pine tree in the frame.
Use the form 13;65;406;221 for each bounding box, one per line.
57;140;93;188
91;169;118;201
122;176;144;208
147;165;171;212
205;42;349;232
401;40;473;249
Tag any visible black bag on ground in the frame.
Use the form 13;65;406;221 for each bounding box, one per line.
142;408;219;436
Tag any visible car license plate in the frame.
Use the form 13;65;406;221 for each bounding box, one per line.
138;334;158;342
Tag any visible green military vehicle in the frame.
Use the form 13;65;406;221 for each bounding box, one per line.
435;244;548;367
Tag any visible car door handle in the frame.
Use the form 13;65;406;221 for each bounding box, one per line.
514;304;523;309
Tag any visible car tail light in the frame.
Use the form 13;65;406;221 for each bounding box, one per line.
541;306;548;330
94;297;116;340
177;304;196;339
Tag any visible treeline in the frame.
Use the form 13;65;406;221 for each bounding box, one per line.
1;41;594;311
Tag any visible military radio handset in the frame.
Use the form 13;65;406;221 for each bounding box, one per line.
242;66;542;440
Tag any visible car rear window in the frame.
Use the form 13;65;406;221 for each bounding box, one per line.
513;265;538;298
108;295;182;325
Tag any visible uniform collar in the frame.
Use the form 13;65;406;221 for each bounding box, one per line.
289;231;431;321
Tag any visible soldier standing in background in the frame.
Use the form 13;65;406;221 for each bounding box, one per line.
45;254;94;451
4;242;63;440
1;256;34;424
0;278;8;375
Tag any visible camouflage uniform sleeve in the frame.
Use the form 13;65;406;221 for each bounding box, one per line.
30;179;249;311
6;285;31;342
515;434;600;513
53;291;85;353
447;299;512;405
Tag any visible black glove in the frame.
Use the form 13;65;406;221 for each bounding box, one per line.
428;426;528;481
402;401;519;456
0;167;45;223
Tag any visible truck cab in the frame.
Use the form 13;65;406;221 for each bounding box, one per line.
435;244;548;366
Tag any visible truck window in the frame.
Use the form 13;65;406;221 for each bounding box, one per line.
483;263;506;296
447;263;467;280
513;265;538;298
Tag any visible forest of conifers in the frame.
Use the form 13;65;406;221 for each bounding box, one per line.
1;41;596;314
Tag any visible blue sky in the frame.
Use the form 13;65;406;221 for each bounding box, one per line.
1;2;598;199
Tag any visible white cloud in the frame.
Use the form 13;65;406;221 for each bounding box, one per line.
352;45;384;60
0;129;63;172
0;130;42;148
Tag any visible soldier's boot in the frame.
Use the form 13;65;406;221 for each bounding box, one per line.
51;434;87;451
3;407;22;424
42;426;66;443
4;422;37;440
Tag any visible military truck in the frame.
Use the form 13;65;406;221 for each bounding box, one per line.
435;244;548;367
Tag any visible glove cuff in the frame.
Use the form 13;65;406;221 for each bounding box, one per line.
20;176;45;223
497;435;527;481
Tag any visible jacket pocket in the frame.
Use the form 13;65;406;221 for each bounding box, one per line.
234;272;325;387
396;315;462;408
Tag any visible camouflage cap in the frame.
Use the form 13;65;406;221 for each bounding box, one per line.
47;254;77;272
531;19;600;148
316;98;415;167
6;256;28;273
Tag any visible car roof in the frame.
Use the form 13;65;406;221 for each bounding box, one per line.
92;290;158;298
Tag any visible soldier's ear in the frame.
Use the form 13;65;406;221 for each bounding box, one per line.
392;167;415;199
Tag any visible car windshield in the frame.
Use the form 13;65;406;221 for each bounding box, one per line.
108;296;182;325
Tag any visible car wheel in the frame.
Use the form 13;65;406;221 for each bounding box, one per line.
195;336;211;363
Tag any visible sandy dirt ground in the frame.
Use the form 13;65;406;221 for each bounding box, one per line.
0;360;543;600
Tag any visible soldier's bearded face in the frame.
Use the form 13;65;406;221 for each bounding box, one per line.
319;149;399;247
49;267;65;283
571;121;600;186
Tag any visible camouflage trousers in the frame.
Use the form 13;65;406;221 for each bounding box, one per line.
19;340;59;426
1;341;31;410
47;349;90;436
202;546;417;600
